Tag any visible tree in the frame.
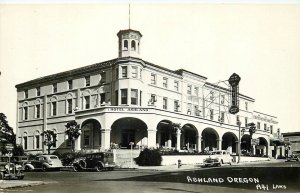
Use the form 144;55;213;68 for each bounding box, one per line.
0;113;16;155
41;130;57;155
248;122;256;139
65;120;81;152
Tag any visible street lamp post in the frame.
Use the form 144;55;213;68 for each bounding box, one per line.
237;120;241;164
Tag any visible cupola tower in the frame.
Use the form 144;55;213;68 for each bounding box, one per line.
117;29;142;58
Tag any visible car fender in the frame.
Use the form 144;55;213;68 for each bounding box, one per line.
24;163;34;170
42;163;51;168
96;161;104;167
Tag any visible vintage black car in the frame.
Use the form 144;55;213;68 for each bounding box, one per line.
72;152;116;172
24;155;63;171
287;151;300;162
0;156;25;180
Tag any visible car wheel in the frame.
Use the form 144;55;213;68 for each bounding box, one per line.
25;165;32;172
94;164;103;172
0;172;4;180
18;175;24;180
42;165;48;172
73;165;81;172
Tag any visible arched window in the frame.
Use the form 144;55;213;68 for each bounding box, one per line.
22;102;29;120
123;40;128;50
131;40;136;51
34;99;41;119
23;132;28;150
50;96;58;116
82;90;91;110
66;93;74;114
35;130;40;149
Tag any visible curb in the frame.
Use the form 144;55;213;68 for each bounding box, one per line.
0;180;51;189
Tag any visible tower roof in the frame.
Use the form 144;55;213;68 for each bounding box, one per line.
117;29;142;37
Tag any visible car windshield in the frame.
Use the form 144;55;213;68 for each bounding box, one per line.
212;152;222;155
50;156;58;159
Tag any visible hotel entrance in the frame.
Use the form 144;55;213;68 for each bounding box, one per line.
111;117;148;149
121;129;135;148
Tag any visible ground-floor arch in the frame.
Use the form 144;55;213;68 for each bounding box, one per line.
181;124;198;151
156;120;175;148
256;137;269;157
241;134;251;155
222;132;238;154
111;117;148;149
81;119;102;149
202;128;219;151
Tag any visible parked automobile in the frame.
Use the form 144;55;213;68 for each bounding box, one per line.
203;150;232;167
287;151;300;162
72;152;116;172
24;155;63;171
0;156;25;180
10;156;29;167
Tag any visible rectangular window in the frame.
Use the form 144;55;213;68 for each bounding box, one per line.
174;81;179;91
100;72;106;83
68;80;73;90
36;87;40;96
210;91;214;101
163;77;168;88
24;107;28;120
150;94;157;104
121;89;127;105
140;69;142;79
36;104;40;118
174;100;179;112
67;99;72;114
53;135;56;148
132;66;138;78
24;90;28;99
194;105;200;116
151;73;156;85
220;112;225;122
210;109;214;120
187;85;192;95
194;87;199;96
187;103;192;114
131;89;138;105
163;97;167;110
85;76;90;87
257;122;261;129
264;123;267;131
221;95;225;104
100;93;106;104
53;83;57;93
270;125;273;134
84;96;90;109
23;137;27;150
245;117;248;127
35;135;40;149
121;66;127;78
245;102;248;111
52;102;57;116
236;115;240;125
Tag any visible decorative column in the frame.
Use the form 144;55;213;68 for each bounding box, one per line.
217;139;222;150
196;135;202;152
42;95;47;154
100;129;111;150
74;135;81;151
168;132;172;148
147;130;156;148
176;129;181;151
76;89;81;110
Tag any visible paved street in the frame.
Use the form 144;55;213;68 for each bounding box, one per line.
1;161;299;193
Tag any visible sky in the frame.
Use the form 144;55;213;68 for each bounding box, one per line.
0;3;300;133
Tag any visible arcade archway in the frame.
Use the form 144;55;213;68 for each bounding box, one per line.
111;117;148;149
156;120;175;148
222;132;238;154
181;124;198;151
81;119;102;149
256;137;268;157
241;134;251;155
202;128;219;151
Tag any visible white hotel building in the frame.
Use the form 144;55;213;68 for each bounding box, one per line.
15;29;278;157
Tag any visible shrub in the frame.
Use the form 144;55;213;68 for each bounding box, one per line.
134;148;162;166
54;152;82;166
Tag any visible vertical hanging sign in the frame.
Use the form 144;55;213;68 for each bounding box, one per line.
228;73;241;114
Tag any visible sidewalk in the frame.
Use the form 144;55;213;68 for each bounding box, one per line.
0;180;52;189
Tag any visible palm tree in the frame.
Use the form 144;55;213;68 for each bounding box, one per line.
65;120;81;152
41;130;57;154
